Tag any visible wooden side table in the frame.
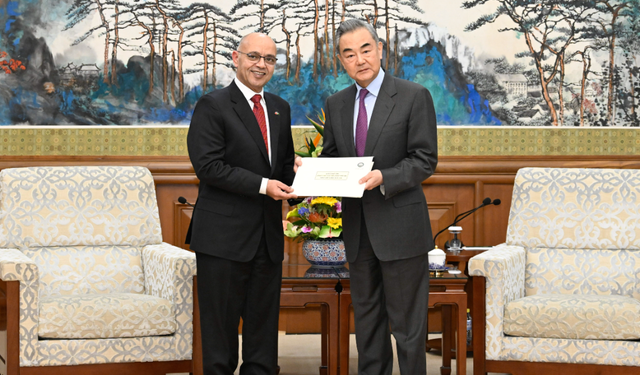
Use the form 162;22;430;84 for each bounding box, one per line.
339;272;468;375
427;248;487;354
280;264;344;375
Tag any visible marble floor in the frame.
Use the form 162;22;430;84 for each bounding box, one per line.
170;333;508;375
275;333;472;375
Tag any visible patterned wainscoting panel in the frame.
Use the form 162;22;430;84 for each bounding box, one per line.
438;127;640;156
0;126;638;157
0;126;189;156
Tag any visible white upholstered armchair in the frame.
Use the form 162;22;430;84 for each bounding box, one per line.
0;166;199;375
470;167;640;375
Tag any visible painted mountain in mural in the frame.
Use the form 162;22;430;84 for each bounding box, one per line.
0;0;502;126
266;33;501;126
1;0;638;126
0;6;496;126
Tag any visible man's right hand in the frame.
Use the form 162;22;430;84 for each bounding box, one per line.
294;156;303;173
267;179;297;201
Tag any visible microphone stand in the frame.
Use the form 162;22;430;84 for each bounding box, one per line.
433;198;500;250
453;199;501;225
433;198;491;244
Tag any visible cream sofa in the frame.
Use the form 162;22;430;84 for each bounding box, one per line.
0;166;198;374
470;167;640;374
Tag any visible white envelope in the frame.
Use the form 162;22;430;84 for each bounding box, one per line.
292;157;374;198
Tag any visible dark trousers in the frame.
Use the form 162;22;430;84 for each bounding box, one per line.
195;237;282;375
349;218;429;375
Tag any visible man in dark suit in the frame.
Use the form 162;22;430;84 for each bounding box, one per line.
186;32;297;375
320;19;437;374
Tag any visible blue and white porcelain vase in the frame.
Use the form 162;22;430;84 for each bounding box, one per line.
302;238;346;267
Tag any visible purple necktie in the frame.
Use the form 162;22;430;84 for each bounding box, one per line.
355;88;369;157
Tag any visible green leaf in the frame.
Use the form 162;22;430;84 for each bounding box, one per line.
305;137;316;152
315;204;331;216
307;116;325;137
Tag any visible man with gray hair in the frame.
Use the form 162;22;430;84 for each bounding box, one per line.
322;18;437;374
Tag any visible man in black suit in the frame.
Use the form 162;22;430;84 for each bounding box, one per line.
316;19;437;374
186;32;297;375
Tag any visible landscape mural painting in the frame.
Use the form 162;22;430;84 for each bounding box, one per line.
0;0;638;126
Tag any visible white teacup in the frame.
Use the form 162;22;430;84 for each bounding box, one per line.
428;247;446;270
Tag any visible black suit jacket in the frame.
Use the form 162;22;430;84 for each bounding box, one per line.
322;73;438;262
186;81;295;263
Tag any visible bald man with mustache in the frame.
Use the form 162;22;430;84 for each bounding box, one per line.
186;33;297;375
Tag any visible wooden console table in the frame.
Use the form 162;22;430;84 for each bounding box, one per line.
428;248;487;354
339;271;468;375
281;264;468;375
280;263;345;375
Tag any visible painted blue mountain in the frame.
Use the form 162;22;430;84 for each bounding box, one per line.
0;0;499;126
267;39;501;126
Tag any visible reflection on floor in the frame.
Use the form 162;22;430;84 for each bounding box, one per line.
276;333;467;375
169;333;509;375
167;333;508;375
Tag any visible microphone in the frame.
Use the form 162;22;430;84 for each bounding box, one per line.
178;196;194;207
452;197;491;224
432;197;497;243
453;198;501;225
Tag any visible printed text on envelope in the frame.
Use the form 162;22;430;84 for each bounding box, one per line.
315;171;349;180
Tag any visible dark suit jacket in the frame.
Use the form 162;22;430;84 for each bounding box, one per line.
186;81;295;263
322;73;437;262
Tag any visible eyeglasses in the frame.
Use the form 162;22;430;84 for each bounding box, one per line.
237;51;277;65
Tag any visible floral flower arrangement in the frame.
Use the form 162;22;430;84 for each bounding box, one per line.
284;110;343;241
284;196;342;240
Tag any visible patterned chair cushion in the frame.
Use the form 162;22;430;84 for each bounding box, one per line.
525;248;640;299
38;293;176;339
24;246;144;299
504;294;640;340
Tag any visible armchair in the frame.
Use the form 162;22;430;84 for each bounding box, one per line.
470;167;640;374
0;166;200;375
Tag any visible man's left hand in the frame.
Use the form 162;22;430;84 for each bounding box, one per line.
359;170;383;190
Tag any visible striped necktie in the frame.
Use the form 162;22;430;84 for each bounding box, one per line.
251;94;268;153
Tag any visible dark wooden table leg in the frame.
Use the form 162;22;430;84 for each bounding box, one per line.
455;297;467;375
440;304;452;375
320;303;328;375
326;296;339;375
339;290;351;375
